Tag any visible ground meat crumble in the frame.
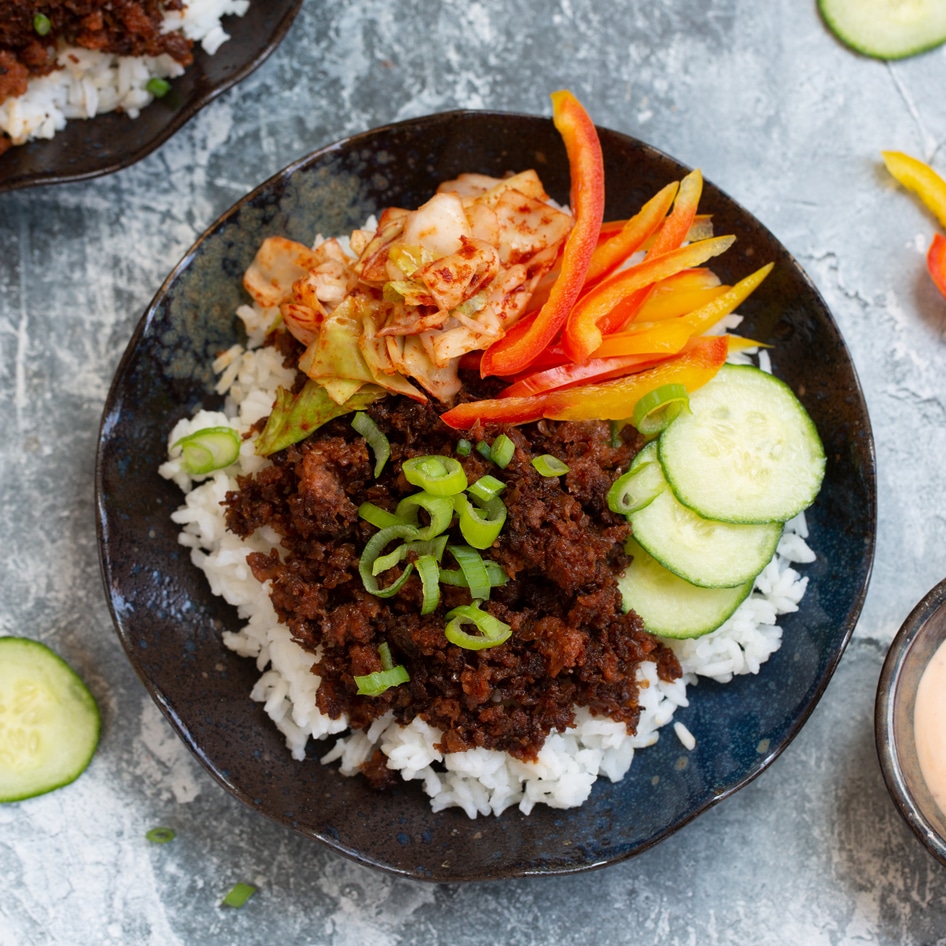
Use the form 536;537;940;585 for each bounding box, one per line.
223;372;682;782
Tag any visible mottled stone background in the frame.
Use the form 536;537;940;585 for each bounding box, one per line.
4;0;946;943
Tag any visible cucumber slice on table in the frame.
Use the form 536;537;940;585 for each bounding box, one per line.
0;637;101;802
818;0;946;60
628;442;783;589
618;539;753;640
658;364;825;525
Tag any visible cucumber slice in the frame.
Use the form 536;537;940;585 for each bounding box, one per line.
658;364;825;524
0;638;101;802
629;445;782;588
818;0;946;60
618;539;752;639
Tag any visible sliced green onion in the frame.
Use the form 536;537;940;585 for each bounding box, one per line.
173;426;240;475
455;493;507;550
606;463;664;515
475;440;493;461
378;642;395;670
440;560;507;589
354;664;410;696
531;454;570;477
609;420;625;448
444;603;512;650
455;438;472;457
359;525;418;597
395;491;455;540
371;543;408;576
467;474;506;503
415;554;441;614
406;534;449;562
489;433;515;468
145;77;171;98
402;455;468;496
446;545;492;600
146;827;175;844
632;383;690;437
33;13;52;35
352;412;390;477
221;883;256;908
357;501;406;530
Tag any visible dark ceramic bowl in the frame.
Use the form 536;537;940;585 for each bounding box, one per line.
0;0;301;194
95;109;876;881
877;578;946;865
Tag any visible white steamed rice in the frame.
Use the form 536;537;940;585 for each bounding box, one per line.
159;302;816;818
0;0;250;147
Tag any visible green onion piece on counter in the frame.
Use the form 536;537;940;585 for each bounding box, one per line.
632;383;690;436
173;426;240;475
415;554;441;614
145;827;175;844
402;455;468;496
606;462;664;515
220;883;256;908
475;440;493;461
455;438;472;457
145;77;171;98
532;454;570;477
33;13;52;35
359;524;419;597
489;433;515;468
351;412;390;476
467;474;506;503
395;491;455;541
444;602;512;650
357;501;405;531
455;493;507;550
446;545;493;601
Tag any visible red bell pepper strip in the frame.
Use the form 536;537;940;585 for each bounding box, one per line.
479;90;604;377
558;234;735;363
928;233;946;297
497;352;670;399
582;181;678;287
440;335;728;429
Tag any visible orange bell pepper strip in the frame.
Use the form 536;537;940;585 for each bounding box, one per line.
479;90;604;377
589;320;694;359
440;335;728;429
582;181;679;287
558;234;735;363
928;233;946;297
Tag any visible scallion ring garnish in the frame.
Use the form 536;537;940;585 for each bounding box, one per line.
358;524;419;597
440;559;507;588
357;501;406;530
444;602;512;650
455;493;506;549
606;462;664;515
406;534;449;562
475;440;493;461
395;491;455;541
354;642;410;695
632;383;690;437
173;426;240;475
467;474;506;503
402;455;468;496
531;454;570;477
145;77;171;98
489;433;515;468
455;438;472;457
446;545;493;600
415;554;442;614
352;412;390;476
220;883;256;908
33;13;52;35
146;827;175;844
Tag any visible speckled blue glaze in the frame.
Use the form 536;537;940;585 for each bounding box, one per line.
95;110;876;882
0;0;302;194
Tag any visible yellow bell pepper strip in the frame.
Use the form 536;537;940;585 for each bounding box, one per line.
635;275;728;322
928;233;946;297
589;320;696;359
582;181;679;287
440;335;728;429
496;352;671;399
479;90;604;378
558;234;736;363
882;150;946;228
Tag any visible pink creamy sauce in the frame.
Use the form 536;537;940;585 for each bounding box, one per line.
914;637;946;817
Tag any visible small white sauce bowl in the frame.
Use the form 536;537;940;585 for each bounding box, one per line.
876;577;946;865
